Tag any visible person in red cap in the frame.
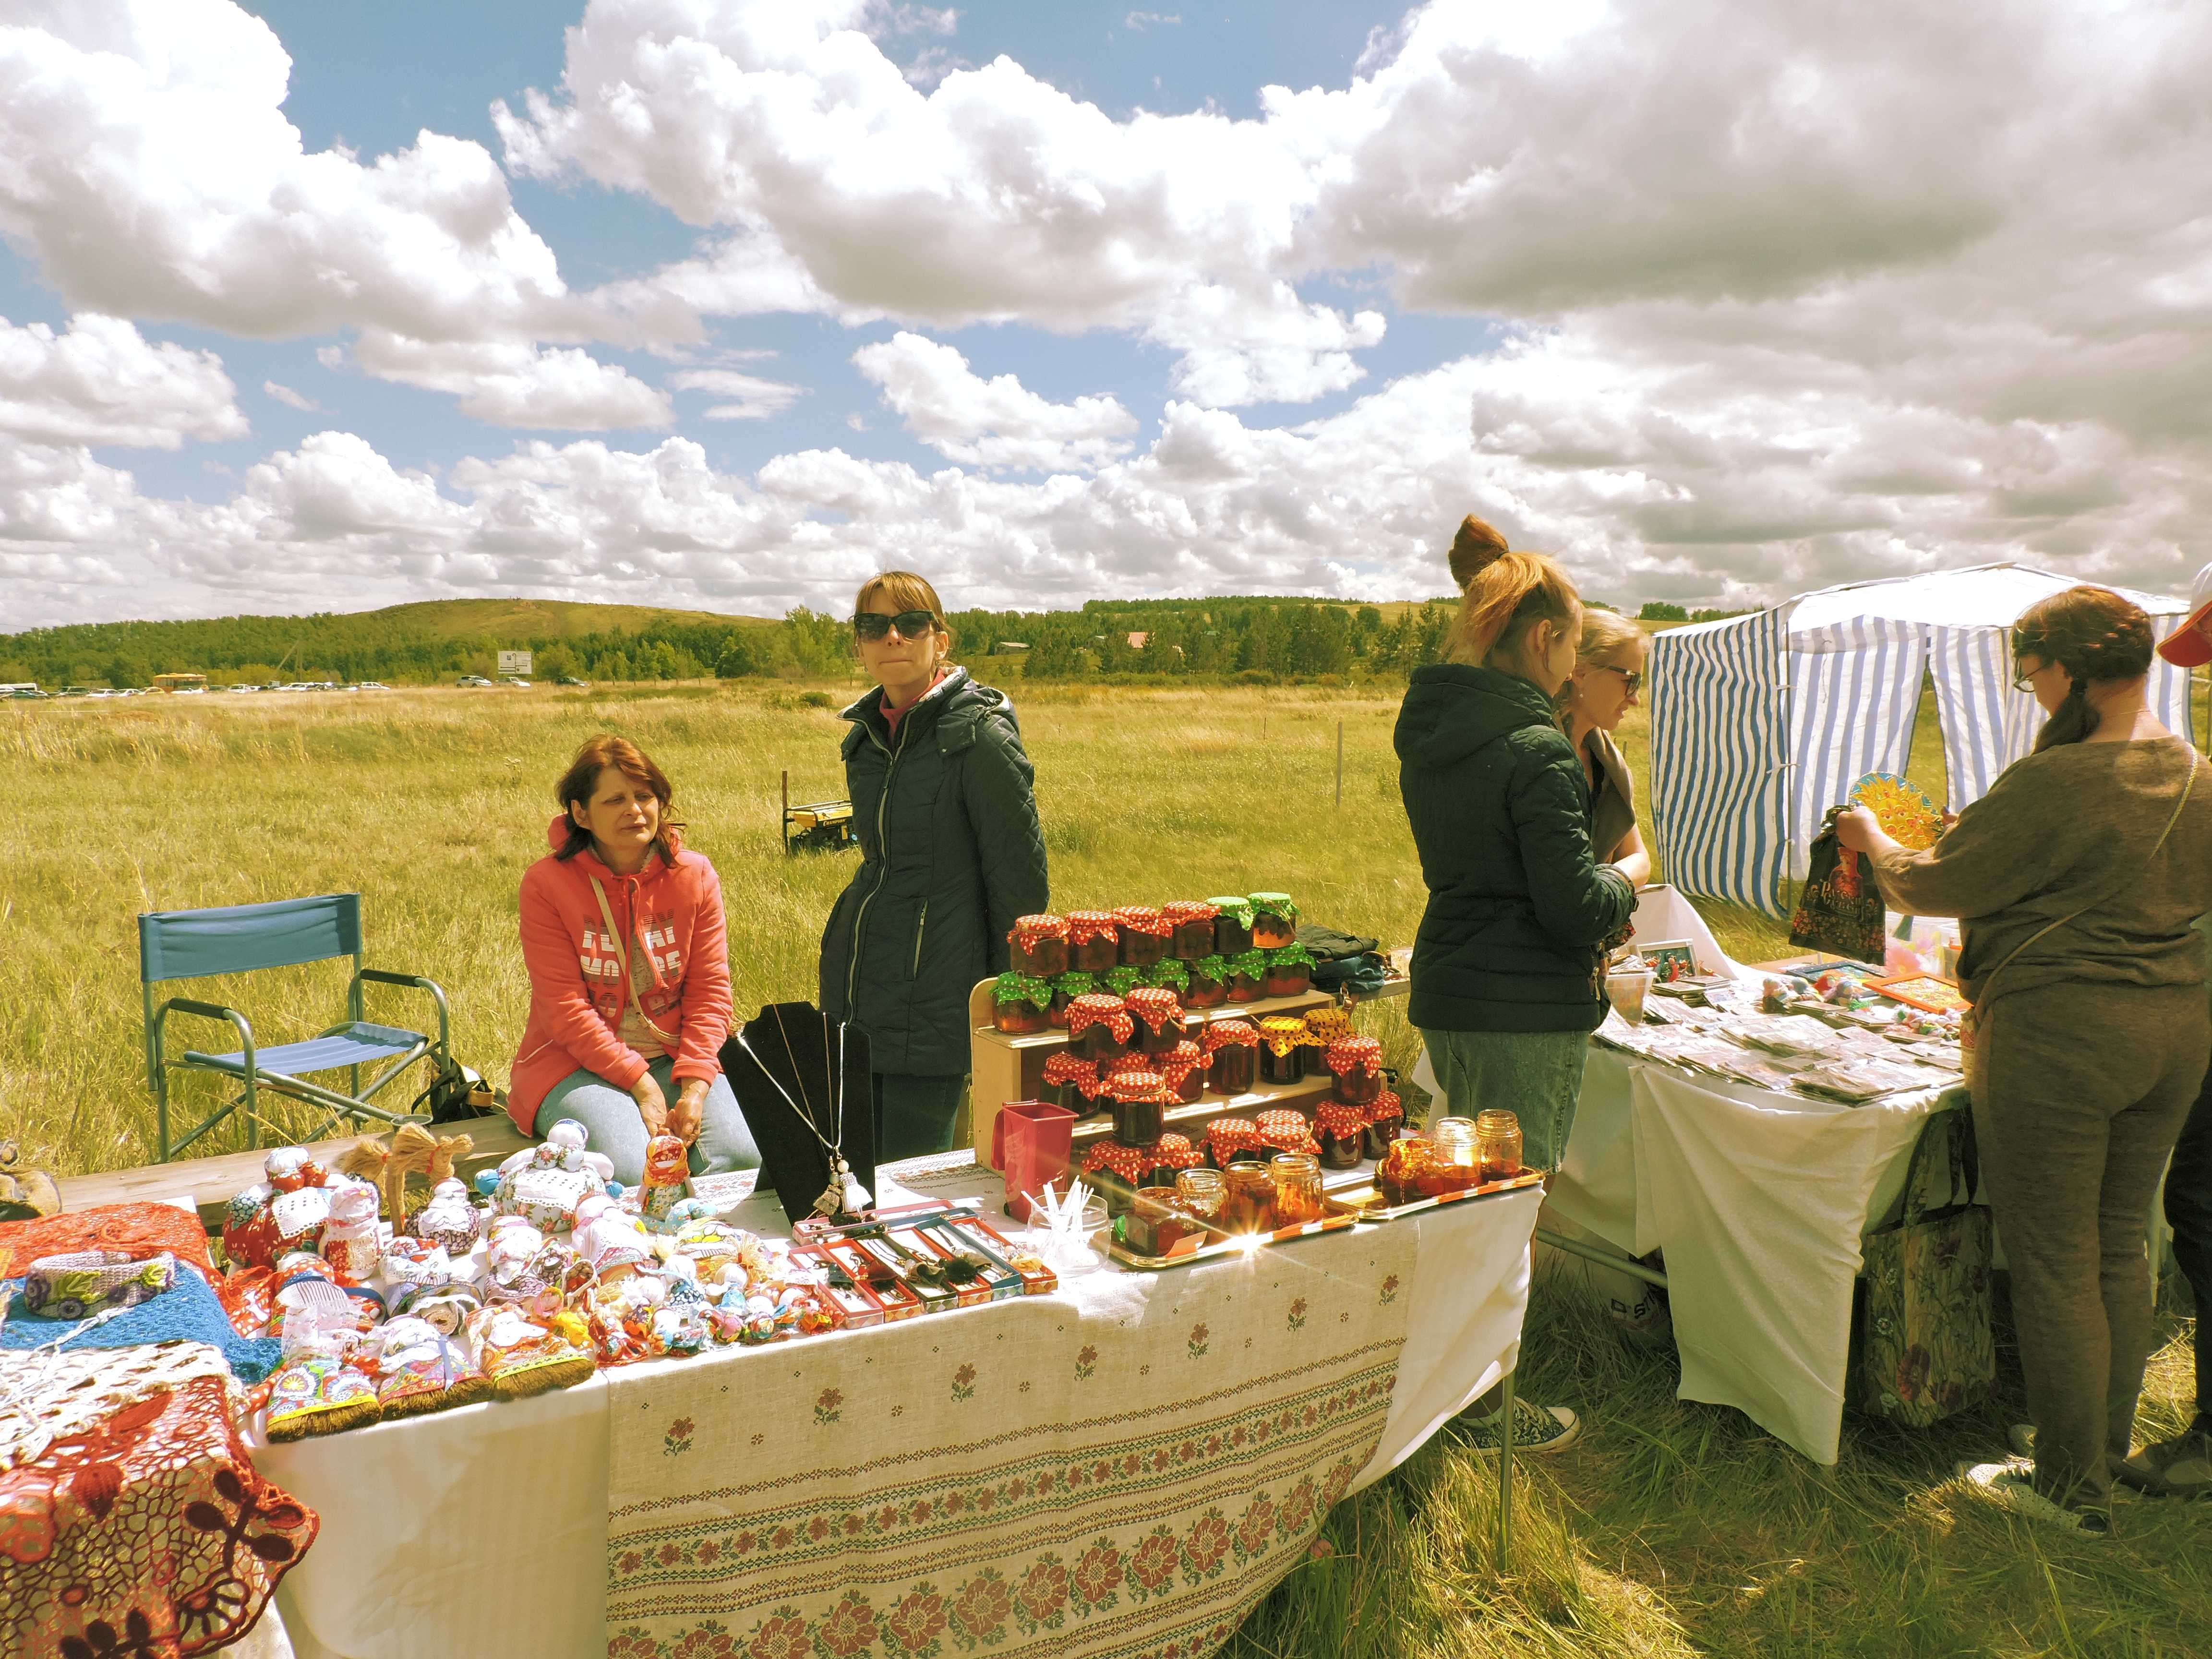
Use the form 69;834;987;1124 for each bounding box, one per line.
2132;565;2212;1498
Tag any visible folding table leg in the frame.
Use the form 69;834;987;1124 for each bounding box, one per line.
1498;1365;1514;1570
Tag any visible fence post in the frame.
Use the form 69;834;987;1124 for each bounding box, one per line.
1335;721;1344;808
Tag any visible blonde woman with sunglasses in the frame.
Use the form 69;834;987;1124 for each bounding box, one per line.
1559;609;1653;885
819;572;1049;1161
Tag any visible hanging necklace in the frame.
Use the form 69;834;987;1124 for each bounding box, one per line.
735;1011;869;1218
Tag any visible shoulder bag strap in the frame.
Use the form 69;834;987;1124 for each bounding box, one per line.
1974;753;2197;1011
591;876;681;1050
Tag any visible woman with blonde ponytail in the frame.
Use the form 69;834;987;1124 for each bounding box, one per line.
1397;516;1638;1457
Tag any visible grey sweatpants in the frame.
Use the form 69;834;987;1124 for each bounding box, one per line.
1969;980;2209;1508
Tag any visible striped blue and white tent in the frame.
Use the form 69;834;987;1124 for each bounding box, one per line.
1648;563;2191;916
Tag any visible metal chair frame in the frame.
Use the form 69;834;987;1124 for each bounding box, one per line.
140;894;450;1160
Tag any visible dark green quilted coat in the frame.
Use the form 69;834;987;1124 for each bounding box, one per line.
1396;662;1635;1033
820;668;1050;1075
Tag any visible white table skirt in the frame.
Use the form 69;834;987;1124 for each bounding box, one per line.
256;1161;1540;1659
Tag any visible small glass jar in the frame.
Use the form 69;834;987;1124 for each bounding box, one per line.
1248;893;1299;950
1269;1153;1324;1226
1067;912;1120;974
1224;950;1268;1003
1159;1040;1207;1104
1263;945;1315;999
991;972;1053;1035
1067;994;1131;1062
1141;957;1190;998
1162;901;1221;961
1121;1186;1184;1256
1047;971;1095;1028
1209;898;1255;958
1360;1091;1404;1163
1222;1161;1276;1232
1125;988;1188;1056
1326;1036;1384;1106
1257;1018;1306;1085
1206;1031;1258;1094
1115;907;1172;968
1433;1115;1478;1168
1184;957;1229;1010
1175;1166;1226;1230
1007;914;1070;980
1110;1076;1166;1146
1205;1116;1260;1169
1314;1104;1366;1170
1376;1135;1435;1206
1475;1109;1523;1183
1040;1053;1096;1114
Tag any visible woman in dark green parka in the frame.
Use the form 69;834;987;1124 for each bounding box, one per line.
1398;524;1638;1455
820;571;1049;1161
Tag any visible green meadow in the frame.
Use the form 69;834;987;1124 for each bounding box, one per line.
1;679;2202;1658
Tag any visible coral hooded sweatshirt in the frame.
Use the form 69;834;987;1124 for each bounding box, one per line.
509;816;733;1133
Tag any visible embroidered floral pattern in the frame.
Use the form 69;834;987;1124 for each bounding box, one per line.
1187;1324;1210;1360
814;1388;844;1426
663;1417;695;1458
1380;1274;1401;1305
1286;1298;1308;1332
950;1364;978;1402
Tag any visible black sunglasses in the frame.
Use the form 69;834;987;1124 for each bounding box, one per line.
1600;665;1644;695
852;609;939;642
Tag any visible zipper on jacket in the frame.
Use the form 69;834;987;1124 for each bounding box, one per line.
844;717;905;1010
911;901;928;978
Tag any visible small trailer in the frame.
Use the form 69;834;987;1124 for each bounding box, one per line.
781;770;857;854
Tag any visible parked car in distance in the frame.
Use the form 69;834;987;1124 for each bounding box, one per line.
553;674;590;688
499;677;531;688
355;681;390;690
2;685;46;699
227;684;259;693
457;675;494;687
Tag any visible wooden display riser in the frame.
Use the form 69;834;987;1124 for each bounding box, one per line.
53;1114;533;1234
967;973;1407;1171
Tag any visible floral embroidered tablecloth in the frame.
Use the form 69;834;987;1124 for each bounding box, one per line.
603;1221;1421;1659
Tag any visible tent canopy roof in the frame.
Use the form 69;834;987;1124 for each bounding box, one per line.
1667;562;2185;643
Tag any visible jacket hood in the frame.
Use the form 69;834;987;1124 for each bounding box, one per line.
840;665;1012;733
1396;663;1561;768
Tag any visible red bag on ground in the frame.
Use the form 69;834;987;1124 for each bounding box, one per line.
992;1101;1075;1223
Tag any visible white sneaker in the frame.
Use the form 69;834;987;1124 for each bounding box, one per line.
1455;1397;1581;1456
1958;1459;2110;1536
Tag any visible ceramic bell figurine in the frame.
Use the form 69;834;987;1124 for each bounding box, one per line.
492;1119;613;1233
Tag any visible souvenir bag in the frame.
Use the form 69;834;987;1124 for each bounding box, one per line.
1789;806;1887;964
1856;1106;1994;1426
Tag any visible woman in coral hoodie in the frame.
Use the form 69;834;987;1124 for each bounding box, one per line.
509;736;757;1185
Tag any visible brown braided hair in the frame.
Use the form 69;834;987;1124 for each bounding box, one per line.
2011;586;2154;752
1448;515;1511;590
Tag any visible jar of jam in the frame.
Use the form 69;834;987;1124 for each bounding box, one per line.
1007;914;1069;979
1428;1117;1481;1194
1185;955;1229;1010
1109;1073;1167;1145
1121;1186;1185;1256
991;971;1054;1035
1475;1109;1523;1183
1255;1106;1318;1157
1040;1051;1098;1114
1066;993;1133;1062
1067;911;1120;974
1081;1139;1149;1215
1301;1007;1351;1075
1221;1160;1275;1232
1114;906;1173;968
1270;1152;1324;1226
1162;901;1221;961
1144;1132;1204;1190
1263;943;1316;999
1258;1017;1306;1085
1204;1115;1260;1169
1143;955;1190;995
1248;893;1299;950
1158;1039;1207;1104
1209;897;1256;958
1376;1135;1436;1206
1224;950;1269;1003
1360;1090;1405;1163
1098;964;1142;1000
1203;1019;1260;1094
1325;1036;1384;1106
1175;1166;1225;1230
1125;987;1187;1055
1048;970;1096;1028
1314;1101;1367;1170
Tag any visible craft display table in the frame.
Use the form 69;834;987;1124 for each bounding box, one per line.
252;1155;1542;1659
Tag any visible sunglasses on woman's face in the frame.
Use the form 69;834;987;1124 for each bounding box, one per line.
1600;665;1643;696
852;609;938;642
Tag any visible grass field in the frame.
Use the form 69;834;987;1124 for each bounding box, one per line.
2;678;2204;1658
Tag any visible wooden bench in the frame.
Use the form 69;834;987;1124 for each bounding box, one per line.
54;1115;535;1234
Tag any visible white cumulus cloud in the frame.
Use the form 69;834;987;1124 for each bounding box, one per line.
340;334;674;429
667;368;805;421
0;314;244;448
852;332;1137;471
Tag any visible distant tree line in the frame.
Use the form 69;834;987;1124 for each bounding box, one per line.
0;592;1756;691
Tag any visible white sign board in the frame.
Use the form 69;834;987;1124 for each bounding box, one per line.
497;650;532;676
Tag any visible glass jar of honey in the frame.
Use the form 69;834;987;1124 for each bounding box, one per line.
1269;1152;1324;1226
1108;1073;1167;1145
1314;1101;1367;1170
1162;901;1220;961
1204;1116;1260;1169
1248;893;1299;950
1114;906;1173;968
1257;1017;1307;1085
1007;914;1069;979
1066;911;1120;974
1222;1160;1276;1232
1475;1109;1523;1183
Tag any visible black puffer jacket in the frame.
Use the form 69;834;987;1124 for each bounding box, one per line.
1396;663;1636;1033
820;668;1050;1075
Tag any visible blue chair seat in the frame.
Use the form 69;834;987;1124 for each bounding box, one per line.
183;1021;427;1078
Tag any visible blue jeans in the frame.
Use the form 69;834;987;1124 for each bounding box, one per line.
1418;1027;1590;1171
534;1058;759;1188
872;1072;966;1164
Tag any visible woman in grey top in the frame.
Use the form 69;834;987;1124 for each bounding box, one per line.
1838;585;2212;1534
1560;608;1654;879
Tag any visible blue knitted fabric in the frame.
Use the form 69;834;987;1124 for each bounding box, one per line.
3;1269;282;1382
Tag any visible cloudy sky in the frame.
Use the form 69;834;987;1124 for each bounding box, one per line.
3;0;2209;629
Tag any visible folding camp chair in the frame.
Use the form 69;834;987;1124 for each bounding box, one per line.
140;893;451;1161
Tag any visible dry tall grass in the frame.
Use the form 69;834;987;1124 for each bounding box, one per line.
2;679;2202;1659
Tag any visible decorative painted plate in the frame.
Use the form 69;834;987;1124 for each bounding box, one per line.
1849;772;1944;850
1867;975;1971;1014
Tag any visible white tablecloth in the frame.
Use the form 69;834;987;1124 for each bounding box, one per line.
256;1160;1541;1659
